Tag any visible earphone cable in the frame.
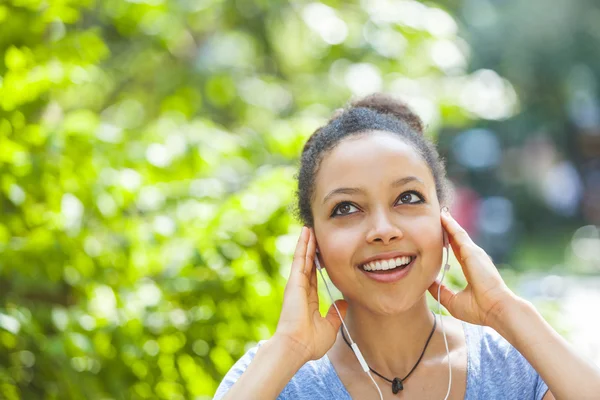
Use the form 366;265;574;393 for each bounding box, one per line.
317;267;384;400
316;243;452;400
438;242;452;400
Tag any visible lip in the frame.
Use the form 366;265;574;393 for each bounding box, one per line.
359;256;416;283
357;251;417;268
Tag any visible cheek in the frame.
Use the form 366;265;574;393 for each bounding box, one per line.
319;229;358;266
315;228;362;292
406;216;443;259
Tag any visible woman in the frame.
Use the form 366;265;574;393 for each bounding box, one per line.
213;93;600;399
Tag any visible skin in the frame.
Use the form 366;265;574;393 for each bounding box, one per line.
221;130;600;400
311;131;467;398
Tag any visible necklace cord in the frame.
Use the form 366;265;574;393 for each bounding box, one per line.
339;310;437;385
316;240;452;399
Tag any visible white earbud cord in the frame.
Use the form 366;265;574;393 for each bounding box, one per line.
315;244;452;400
438;243;452;400
317;264;384;400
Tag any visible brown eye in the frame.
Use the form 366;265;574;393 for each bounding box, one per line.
339;204;351;214
332;202;358;217
399;192;423;204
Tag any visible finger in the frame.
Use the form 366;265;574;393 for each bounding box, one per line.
441;211;485;269
309;254;318;290
446;233;467;269
441;210;476;255
428;280;457;313
305;228;319;298
307;268;319;306
287;227;310;292
307;236;319;304
325;299;348;330
304;227;316;275
442;212;502;286
291;226;309;274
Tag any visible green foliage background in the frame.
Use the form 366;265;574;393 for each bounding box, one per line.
1;0;598;399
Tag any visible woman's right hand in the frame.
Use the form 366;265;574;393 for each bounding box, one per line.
274;226;348;363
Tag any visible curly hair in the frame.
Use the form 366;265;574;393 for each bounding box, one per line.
292;93;451;227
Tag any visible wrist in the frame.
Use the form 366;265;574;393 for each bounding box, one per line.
270;334;312;365
487;293;535;340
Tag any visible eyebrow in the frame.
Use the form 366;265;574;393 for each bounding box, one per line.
322;176;425;205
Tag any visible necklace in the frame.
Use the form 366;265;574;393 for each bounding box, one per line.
340;310;437;395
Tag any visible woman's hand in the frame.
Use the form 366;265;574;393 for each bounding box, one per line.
428;209;520;327
274;226;348;362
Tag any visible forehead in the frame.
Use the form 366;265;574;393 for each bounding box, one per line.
314;131;435;201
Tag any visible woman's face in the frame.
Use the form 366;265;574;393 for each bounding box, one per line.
311;131;444;315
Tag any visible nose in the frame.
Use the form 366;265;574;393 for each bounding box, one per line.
365;208;404;245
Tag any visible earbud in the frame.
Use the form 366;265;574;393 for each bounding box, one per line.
442;231;450;271
314;248;323;271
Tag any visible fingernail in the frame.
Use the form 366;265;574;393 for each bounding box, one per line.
442;207;450;216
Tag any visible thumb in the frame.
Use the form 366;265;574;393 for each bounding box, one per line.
428;280;456;312
325;299;348;331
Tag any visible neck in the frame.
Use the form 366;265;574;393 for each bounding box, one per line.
338;295;438;379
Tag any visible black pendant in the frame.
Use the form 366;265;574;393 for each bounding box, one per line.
392;378;403;394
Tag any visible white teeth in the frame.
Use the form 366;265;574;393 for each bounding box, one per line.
362;256;413;271
395;257;407;267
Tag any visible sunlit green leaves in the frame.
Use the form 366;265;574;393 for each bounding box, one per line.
0;0;548;398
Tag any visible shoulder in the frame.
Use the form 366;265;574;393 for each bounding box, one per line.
212;340;267;400
463;321;549;400
213;339;348;400
280;353;349;399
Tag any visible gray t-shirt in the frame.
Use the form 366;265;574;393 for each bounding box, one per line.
213;321;549;399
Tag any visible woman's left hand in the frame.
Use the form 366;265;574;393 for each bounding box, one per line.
428;208;521;327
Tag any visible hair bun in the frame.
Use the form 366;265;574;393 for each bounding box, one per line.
350;93;424;135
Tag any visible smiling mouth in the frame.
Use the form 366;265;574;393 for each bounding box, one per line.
359;256;416;273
